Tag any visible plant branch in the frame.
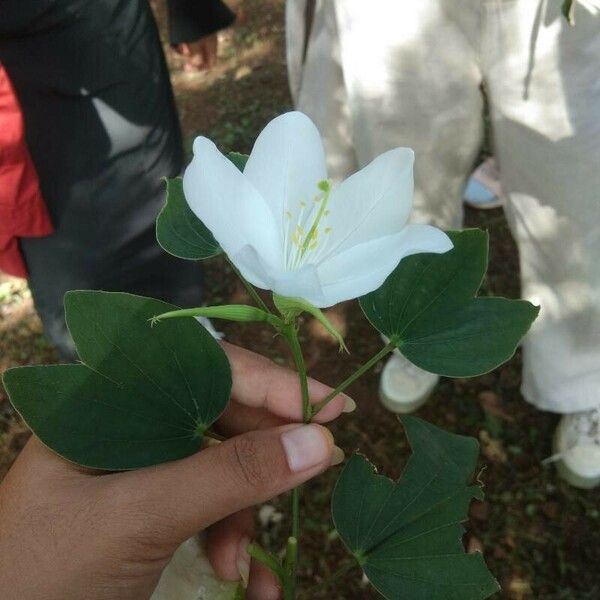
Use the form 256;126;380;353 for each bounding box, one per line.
312;340;398;416
279;321;314;599
282;324;312;423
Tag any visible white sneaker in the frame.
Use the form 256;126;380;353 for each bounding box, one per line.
379;351;439;414
550;408;600;489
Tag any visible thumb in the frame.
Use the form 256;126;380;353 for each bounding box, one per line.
118;424;342;546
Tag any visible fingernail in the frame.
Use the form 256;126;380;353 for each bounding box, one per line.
331;446;345;466
237;536;251;587
281;425;332;472
342;395;356;413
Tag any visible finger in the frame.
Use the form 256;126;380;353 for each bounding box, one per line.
119;423;343;545
216;399;354;438
206;510;280;598
216;401;285;438
175;43;190;57
223;342;355;423
205;509;255;582
247;560;281;600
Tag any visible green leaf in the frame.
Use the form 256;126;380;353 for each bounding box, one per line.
359;229;539;377
332;417;500;600
2;291;232;470
155;153;248;261
156;177;220;260
401;297;539;377
227;151;250;172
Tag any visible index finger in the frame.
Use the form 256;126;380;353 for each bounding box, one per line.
222;342;355;423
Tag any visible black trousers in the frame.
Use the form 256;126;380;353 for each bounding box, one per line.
0;0;203;359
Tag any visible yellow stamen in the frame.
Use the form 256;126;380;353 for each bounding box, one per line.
299;179;331;258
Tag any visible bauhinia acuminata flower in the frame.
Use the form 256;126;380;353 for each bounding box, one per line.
183;111;452;308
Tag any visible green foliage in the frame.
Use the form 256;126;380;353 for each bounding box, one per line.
2;291;232;470
360;229;539;376
156;177;221;260
332;417;500;600
227;151;250;172
155;153;249;261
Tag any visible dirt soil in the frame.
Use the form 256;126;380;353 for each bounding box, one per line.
1;1;599;599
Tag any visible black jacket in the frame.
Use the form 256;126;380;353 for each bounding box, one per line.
167;0;235;45
0;0;235;358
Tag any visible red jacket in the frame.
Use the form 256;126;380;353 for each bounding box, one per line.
0;64;53;278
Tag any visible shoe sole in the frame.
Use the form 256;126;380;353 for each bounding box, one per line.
378;389;430;414
554;459;600;490
463;198;505;210
378;378;436;414
552;426;600;490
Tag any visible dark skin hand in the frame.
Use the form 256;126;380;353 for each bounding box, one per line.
0;343;352;600
175;33;219;71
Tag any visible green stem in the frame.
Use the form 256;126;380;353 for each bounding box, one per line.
226;258;271;313
282;324;312;423
204;430;225;442
312;340;398;416
283;535;298;600
280;321;313;599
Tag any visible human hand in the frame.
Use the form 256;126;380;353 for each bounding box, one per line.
175;33;218;71
0;343;351;600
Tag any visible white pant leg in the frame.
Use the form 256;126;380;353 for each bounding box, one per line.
286;0;357;181
483;1;600;413
332;0;484;229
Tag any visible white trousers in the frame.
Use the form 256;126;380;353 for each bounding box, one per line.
287;0;600;414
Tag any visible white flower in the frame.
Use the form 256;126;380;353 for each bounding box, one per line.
183;112;452;308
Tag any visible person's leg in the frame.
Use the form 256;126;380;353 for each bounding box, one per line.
484;1;600;486
286;0;358;181
0;0;202;360
290;0;486;224
291;0;487;409
484;0;600;414
332;0;484;229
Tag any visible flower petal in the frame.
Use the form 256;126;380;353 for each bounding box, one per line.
230;245;271;289
315;148;415;263
317;224;453;307
270;265;326;307
233;245;327;306
243;112;328;243
183;137;282;275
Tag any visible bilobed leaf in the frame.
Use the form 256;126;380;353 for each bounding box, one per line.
2;291;232;470
155;153;249;260
360;229;539;376
227;151;250;172
401;297;539;377
332;417;500;600
156;177;220;260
